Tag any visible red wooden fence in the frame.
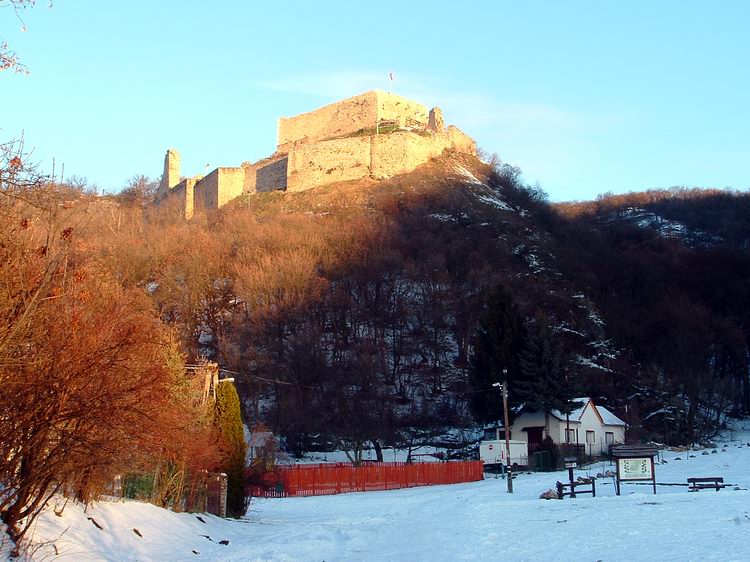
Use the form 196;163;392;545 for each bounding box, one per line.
247;461;483;498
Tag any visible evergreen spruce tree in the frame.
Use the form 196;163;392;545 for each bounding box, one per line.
468;285;525;423
515;317;581;416
215;382;248;518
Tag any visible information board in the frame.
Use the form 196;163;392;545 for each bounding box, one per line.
611;445;659;495
617;457;653;480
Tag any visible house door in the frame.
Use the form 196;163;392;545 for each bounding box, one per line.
527;427;544;453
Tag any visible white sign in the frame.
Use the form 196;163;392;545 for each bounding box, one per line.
618;457;653;480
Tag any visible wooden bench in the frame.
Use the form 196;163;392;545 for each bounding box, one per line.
687;477;724;492
556;478;596;499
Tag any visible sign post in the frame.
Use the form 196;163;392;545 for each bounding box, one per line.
611;445;658;495
563;457;577;497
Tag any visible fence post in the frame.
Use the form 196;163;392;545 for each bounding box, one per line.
219;473;228;517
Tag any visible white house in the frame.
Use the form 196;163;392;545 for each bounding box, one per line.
484;397;626;456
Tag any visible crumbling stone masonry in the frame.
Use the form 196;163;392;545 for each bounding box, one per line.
154;90;476;218
157;148;180;196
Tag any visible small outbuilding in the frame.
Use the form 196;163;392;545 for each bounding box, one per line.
247;431;276;465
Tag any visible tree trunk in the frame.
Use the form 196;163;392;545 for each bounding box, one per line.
1;455;33;542
371;439;384;463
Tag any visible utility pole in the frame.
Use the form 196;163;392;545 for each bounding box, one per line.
493;369;513;493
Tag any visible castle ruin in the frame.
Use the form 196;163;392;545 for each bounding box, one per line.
155;90;476;218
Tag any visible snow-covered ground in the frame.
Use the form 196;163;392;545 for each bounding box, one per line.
10;424;750;561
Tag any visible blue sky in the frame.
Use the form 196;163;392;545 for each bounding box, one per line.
2;1;749;201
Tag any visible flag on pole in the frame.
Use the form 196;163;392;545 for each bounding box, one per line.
389;72;394;92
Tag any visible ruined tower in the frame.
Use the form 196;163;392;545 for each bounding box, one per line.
158;148;181;196
428;107;445;133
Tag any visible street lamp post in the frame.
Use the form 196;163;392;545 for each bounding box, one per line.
493;369;513;493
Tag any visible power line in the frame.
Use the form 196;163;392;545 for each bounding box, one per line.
185;364;314;388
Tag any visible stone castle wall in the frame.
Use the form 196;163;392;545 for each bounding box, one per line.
371;131;450;178
287;136;372;192
277;90;428;149
278;91;378;148
216;168;246;207
194;167;246;212
256;156;288;192
244;154;288;193
375;91;428;127
157;90;477;216
446;126;475;154
287;128;476;192
173;178;196;220
153;176;196;220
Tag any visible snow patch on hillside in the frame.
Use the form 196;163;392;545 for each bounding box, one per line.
451;165;514;212
475;192;513;211
429;213;457;222
617;207;722;246
452;165;484;186
576;356;614;373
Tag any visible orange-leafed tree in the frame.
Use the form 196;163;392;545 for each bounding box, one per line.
0;140;219;545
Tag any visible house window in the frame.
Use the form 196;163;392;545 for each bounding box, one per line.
484;428;511;441
605;432;615;445
565;429;576;443
586;430;596;444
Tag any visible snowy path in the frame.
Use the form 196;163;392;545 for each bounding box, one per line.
17;429;750;561
240;479;750;562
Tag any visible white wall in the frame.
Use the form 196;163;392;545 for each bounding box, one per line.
509;411;561;444
605;424;626;450
556;418;579;445
576;403;625;455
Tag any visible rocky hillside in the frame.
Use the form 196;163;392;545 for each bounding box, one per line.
219;154;631;455
105;154;750;454
551;188;750;443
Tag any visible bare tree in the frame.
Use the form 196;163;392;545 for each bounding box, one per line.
0;0;41;74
